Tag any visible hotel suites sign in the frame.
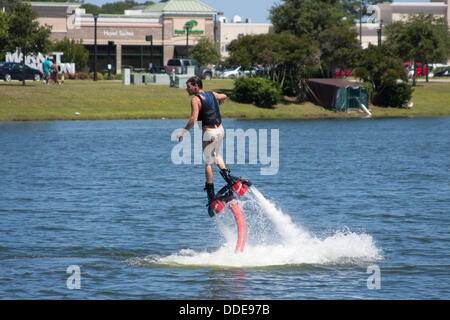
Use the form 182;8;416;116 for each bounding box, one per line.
103;30;135;37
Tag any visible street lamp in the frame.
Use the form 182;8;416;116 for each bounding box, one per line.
93;13;99;81
214;11;224;47
107;41;114;80
184;22;191;58
377;19;383;47
145;35;153;71
360;0;363;46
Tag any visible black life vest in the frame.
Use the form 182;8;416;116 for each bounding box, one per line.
196;91;222;126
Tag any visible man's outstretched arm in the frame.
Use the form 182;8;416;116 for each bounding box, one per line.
177;96;200;141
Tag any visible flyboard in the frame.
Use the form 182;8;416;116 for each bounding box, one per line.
207;175;252;254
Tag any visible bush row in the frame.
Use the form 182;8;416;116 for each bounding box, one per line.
63;72;122;80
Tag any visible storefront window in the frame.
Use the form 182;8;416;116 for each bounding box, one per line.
122;45;163;71
85;44;117;74
84;45;163;73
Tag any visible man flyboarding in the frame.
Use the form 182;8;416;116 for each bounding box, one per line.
177;76;245;216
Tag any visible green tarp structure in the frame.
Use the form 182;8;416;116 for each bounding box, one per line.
303;78;368;112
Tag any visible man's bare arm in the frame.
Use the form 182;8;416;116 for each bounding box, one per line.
213;92;227;105
177;96;200;141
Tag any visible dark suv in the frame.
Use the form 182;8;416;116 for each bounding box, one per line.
166;59;212;80
0;62;43;82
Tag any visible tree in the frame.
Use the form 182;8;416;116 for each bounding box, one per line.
225;35;257;69
0;10;9;60
318;25;361;77
188;38;221;66
81;1;155;14
269;0;363;82
51;37;89;72
3;1;52;85
227;33;319;95
354;44;412;107
383;14;450;86
81;3;101;14
270;0;354;40
354;45;405;91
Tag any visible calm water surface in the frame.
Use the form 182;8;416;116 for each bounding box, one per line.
0;118;448;299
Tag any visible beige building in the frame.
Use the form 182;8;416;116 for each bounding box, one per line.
215;16;273;58
29;1;450;73
359;1;450;48
31;0;217;73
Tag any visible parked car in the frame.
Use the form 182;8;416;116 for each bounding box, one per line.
219;66;244;78
433;67;450;77
250;65;265;77
150;66;167;74
403;62;427;77
0;62;43;82
166;59;212;80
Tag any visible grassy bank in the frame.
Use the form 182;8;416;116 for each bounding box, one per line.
0;79;449;121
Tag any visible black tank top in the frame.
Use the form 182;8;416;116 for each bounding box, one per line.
196;91;222;126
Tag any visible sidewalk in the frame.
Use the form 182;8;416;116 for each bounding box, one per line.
416;78;450;82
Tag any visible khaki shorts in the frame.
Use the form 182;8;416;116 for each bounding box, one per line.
202;126;224;165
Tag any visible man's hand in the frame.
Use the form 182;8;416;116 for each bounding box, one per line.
214;92;227;105
177;129;185;142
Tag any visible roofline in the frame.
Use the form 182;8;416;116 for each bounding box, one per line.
143;0;217;14
29;2;81;7
161;12;216;16
392;2;447;5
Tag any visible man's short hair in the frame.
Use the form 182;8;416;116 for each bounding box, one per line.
187;76;203;89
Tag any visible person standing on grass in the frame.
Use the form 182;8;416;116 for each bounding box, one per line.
49;59;58;85
42;57;51;84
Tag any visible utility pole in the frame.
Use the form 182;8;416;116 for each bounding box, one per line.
93;13;98;81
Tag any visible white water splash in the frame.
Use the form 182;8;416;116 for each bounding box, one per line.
130;186;382;268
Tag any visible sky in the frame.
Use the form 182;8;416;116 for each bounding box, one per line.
86;0;431;24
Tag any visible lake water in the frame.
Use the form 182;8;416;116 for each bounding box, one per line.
0;118;448;300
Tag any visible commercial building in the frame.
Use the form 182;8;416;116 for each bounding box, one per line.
215;16;273;58
359;1;450;48
31;0;218;73
28;1;450;73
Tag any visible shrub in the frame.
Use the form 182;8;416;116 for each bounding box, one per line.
372;82;414;108
234;77;258;103
255;80;282;107
234;77;282;107
76;72;89;80
87;72;104;80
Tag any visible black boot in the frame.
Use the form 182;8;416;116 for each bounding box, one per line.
220;168;237;186
204;183;215;217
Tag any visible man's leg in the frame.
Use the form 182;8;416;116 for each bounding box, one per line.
204;165;215;217
203;128;226;216
205;164;213;184
215;155;226;171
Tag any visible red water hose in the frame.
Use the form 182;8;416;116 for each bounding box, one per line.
230;202;246;254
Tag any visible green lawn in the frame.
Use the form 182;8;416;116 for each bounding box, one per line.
0;79;449;121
